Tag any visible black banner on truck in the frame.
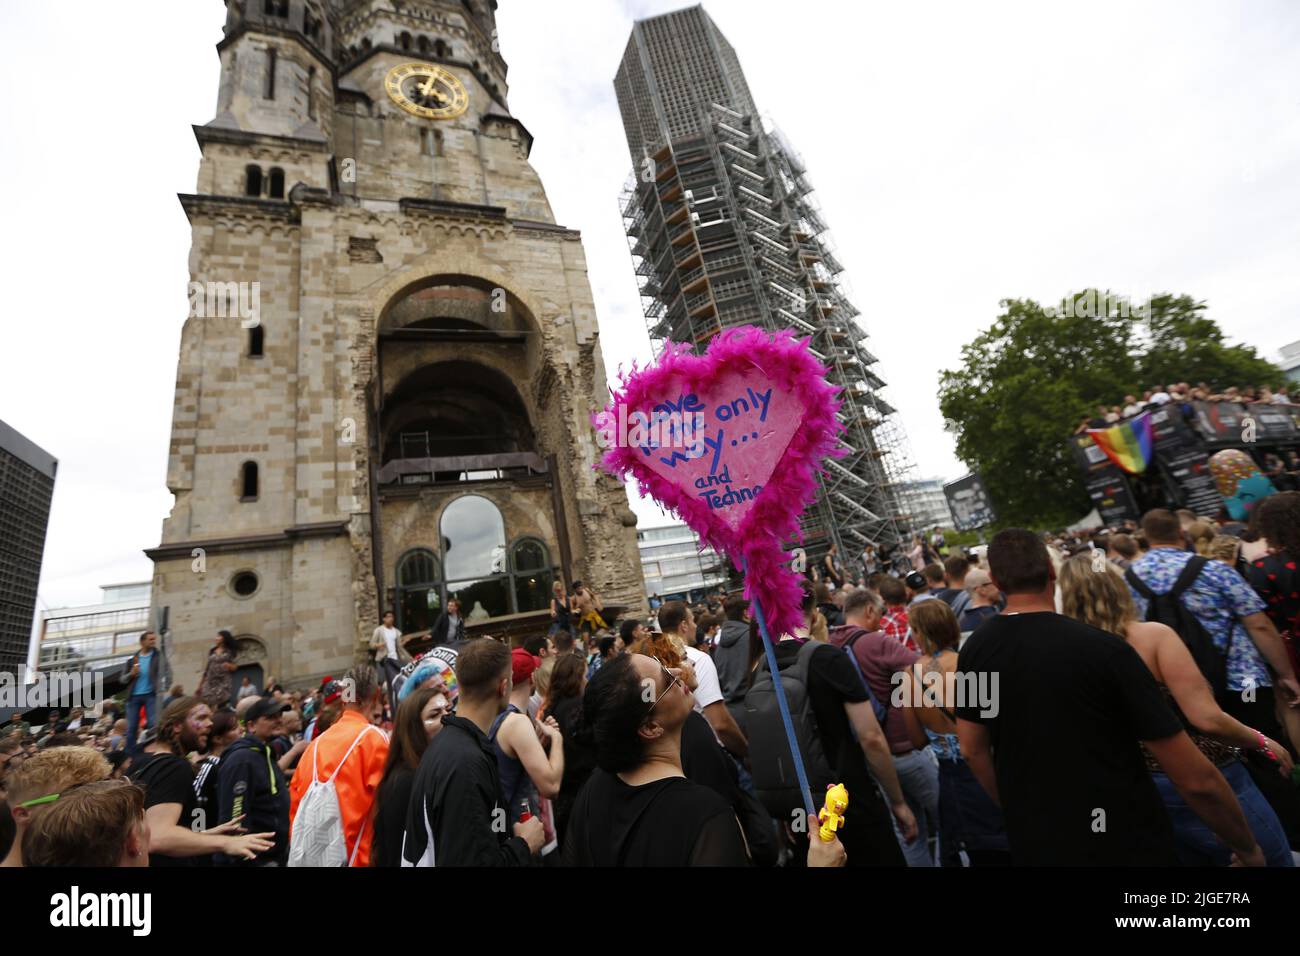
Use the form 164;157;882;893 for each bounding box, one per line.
943;473;997;532
1146;404;1224;516
1070;434;1140;525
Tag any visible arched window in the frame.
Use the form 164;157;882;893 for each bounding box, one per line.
248;325;264;357
245;164;263;197
361;37;372;51
436;40;451;58
399;31;412;51
417;36;430;55
441;496;510;619
396;549;442;633
240;462;259;501
510;537;554;613
268;167;285;199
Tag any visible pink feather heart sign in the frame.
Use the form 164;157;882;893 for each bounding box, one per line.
594;326;844;639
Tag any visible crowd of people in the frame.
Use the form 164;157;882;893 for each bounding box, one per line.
1073;380;1296;435
4;491;1300;868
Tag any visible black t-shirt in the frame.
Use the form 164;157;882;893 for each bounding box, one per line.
127;751;201;868
562;770;748;866
956;612;1182;865
771;639;871;793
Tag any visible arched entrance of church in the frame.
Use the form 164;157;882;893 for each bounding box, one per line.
228;636;267;705
372;275;571;642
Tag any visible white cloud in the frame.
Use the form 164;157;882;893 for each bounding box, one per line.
3;0;1297;607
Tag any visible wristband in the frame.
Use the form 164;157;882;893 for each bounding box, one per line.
1253;729;1279;763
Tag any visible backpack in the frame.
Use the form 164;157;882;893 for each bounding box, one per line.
287;725;381;868
743;641;834;819
1126;557;1232;697
842;631;889;725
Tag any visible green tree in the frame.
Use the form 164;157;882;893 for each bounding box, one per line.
1139;294;1282;390
937;291;1281;529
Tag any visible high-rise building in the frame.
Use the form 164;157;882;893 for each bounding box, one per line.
29;583;151;685
148;0;643;690
1280;339;1300;385
614;5;916;562
897;479;956;533
638;523;727;601
0;419;57;678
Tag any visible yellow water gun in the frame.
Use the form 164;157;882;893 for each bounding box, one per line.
818;783;849;842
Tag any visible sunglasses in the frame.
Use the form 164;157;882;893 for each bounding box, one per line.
16;779;94;809
18;792;62;809
643;661;683;721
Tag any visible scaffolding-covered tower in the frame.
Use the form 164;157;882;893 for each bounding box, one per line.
615;5;917;564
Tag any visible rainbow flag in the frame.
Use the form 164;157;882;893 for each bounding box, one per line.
1087;412;1155;475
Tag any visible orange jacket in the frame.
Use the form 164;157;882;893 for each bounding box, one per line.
289;710;389;867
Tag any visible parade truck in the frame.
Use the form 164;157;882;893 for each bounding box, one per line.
1069;400;1300;526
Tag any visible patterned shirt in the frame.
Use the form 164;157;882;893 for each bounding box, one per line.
880;606;915;652
1247;551;1300;636
1128;547;1268;692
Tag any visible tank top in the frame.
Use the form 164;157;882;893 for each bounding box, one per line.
489;704;537;821
553;595;572;630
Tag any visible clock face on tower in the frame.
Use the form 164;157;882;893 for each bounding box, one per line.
384;63;470;120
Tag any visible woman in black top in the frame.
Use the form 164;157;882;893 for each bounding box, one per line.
546;655;592;846
550;581;574;636
562;654;749;866
371;688;447;867
562;655;846;867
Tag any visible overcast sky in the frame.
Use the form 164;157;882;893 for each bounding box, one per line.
2;0;1298;611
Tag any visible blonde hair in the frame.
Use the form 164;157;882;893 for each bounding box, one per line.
1058;553;1137;638
533;655;556;699
1187;520;1217;556
908;600;961;655
5;746;111;808
1208;534;1241;565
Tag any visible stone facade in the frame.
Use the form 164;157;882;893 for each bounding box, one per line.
149;0;643;691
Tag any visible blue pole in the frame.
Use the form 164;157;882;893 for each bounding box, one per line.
744;558;817;819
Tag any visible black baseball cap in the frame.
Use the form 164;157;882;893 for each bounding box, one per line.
244;697;290;724
904;571;927;590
